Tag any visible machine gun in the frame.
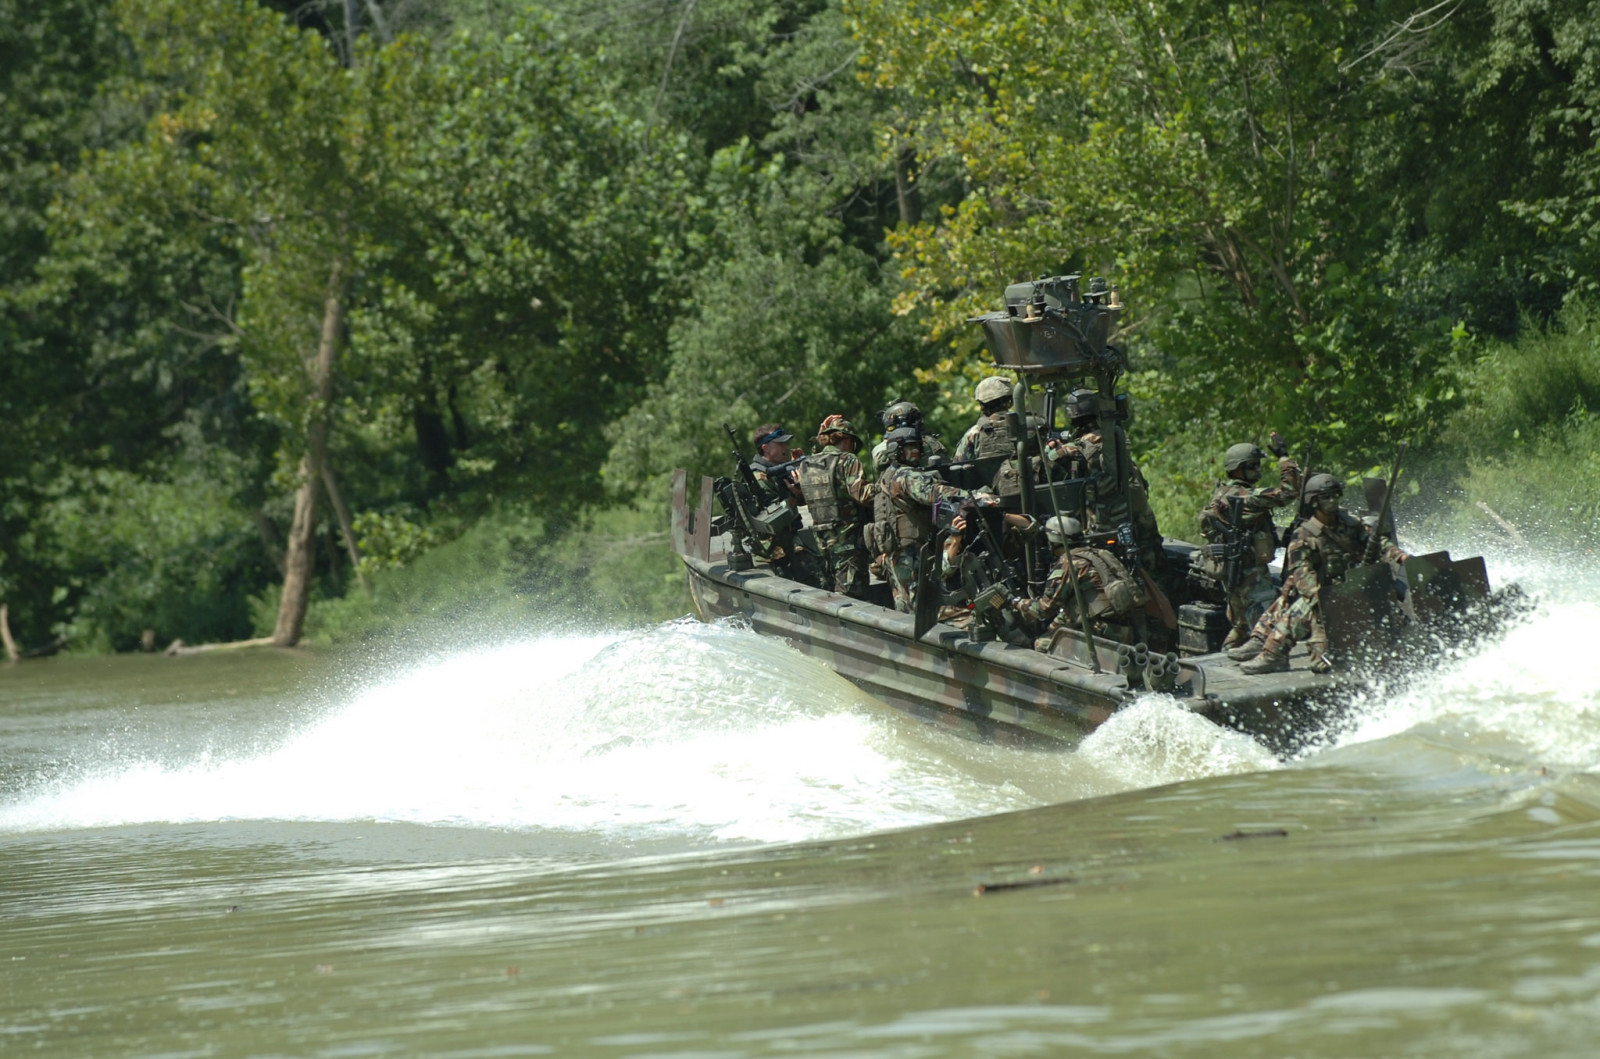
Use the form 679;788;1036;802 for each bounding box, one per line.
711;423;827;586
912;496;1030;643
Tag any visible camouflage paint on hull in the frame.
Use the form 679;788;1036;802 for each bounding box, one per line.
670;470;1507;753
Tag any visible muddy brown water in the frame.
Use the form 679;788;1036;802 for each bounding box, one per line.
4;550;1600;1056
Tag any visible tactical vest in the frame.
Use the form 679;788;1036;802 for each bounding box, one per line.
973;414;1017;460
1201;483;1279;566
796;450;861;529
1298;514;1366;581
880;467;934;548
1071;547;1147;619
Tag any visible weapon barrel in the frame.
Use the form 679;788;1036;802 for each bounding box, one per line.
1365;442;1407;564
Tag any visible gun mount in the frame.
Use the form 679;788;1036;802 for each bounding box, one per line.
970;274;1125;382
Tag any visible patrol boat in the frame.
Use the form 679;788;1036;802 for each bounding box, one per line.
669;276;1510;752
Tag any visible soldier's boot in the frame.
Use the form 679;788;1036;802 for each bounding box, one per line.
1226;635;1266;661
1239;633;1291;675
1222;623;1250;649
1307;639;1333;675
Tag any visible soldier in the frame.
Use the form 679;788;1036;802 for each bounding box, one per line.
877;426;997;611
1008;515;1149;649
1044;388;1163;571
952;376;1017;461
794;415;872;599
750;423;800;504
870;400;946;469
1198;435;1303;648
1238;473;1410;675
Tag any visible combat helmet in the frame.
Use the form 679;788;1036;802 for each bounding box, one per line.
1064;388;1099;421
1043;515;1083;547
974;376;1013;406
883;425;923;462
1224;443;1266;473
1303;472;1342;499
881;401;924;431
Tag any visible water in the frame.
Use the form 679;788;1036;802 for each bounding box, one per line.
4;545;1600;1056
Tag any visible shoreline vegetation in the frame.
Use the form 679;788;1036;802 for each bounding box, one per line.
4;0;1599;659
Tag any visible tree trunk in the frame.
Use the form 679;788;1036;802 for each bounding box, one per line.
273;260;349;647
894;145;921;227
0;603;18;664
320;460;370;593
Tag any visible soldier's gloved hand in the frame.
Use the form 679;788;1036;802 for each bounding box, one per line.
1267;431;1288;458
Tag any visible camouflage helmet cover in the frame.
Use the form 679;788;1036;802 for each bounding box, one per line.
1304;472;1343;499
1224;443;1266;472
816;414;861;442
974;376;1012;405
1043;515;1083;545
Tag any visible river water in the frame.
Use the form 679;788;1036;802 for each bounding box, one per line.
4;543;1600;1056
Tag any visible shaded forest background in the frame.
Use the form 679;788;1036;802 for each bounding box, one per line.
3;0;1599;653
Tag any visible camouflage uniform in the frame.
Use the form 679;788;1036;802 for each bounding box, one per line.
1253;510;1408;669
877;463;975;612
1014;546;1148;649
1198;457;1302;643
1049;424;1163;569
796;443;872;599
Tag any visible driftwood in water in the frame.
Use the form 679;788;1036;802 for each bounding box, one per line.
164;636;276;657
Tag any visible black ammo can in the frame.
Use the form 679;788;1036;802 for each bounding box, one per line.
1177;602;1230;656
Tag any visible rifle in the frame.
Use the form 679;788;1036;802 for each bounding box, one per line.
1363;442;1407;564
725;423;776;506
1202;494;1248;592
1283;436;1317;546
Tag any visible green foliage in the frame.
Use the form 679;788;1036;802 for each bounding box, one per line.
37;465;263;651
351;510;440;576
1429;300;1600;548
299;504;689;647
10;0;1600;653
605;142;931;496
847;0;1598;472
1446;301;1600;453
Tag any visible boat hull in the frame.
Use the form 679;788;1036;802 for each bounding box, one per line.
672;471;1348;751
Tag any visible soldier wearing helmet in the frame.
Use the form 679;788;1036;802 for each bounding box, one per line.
1007;515;1150;648
952;376;1018;462
1197;433;1302;648
875;426;996;611
870;400;947;470
1043;387;1165;571
795;415;872;599
1237;472;1409;675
